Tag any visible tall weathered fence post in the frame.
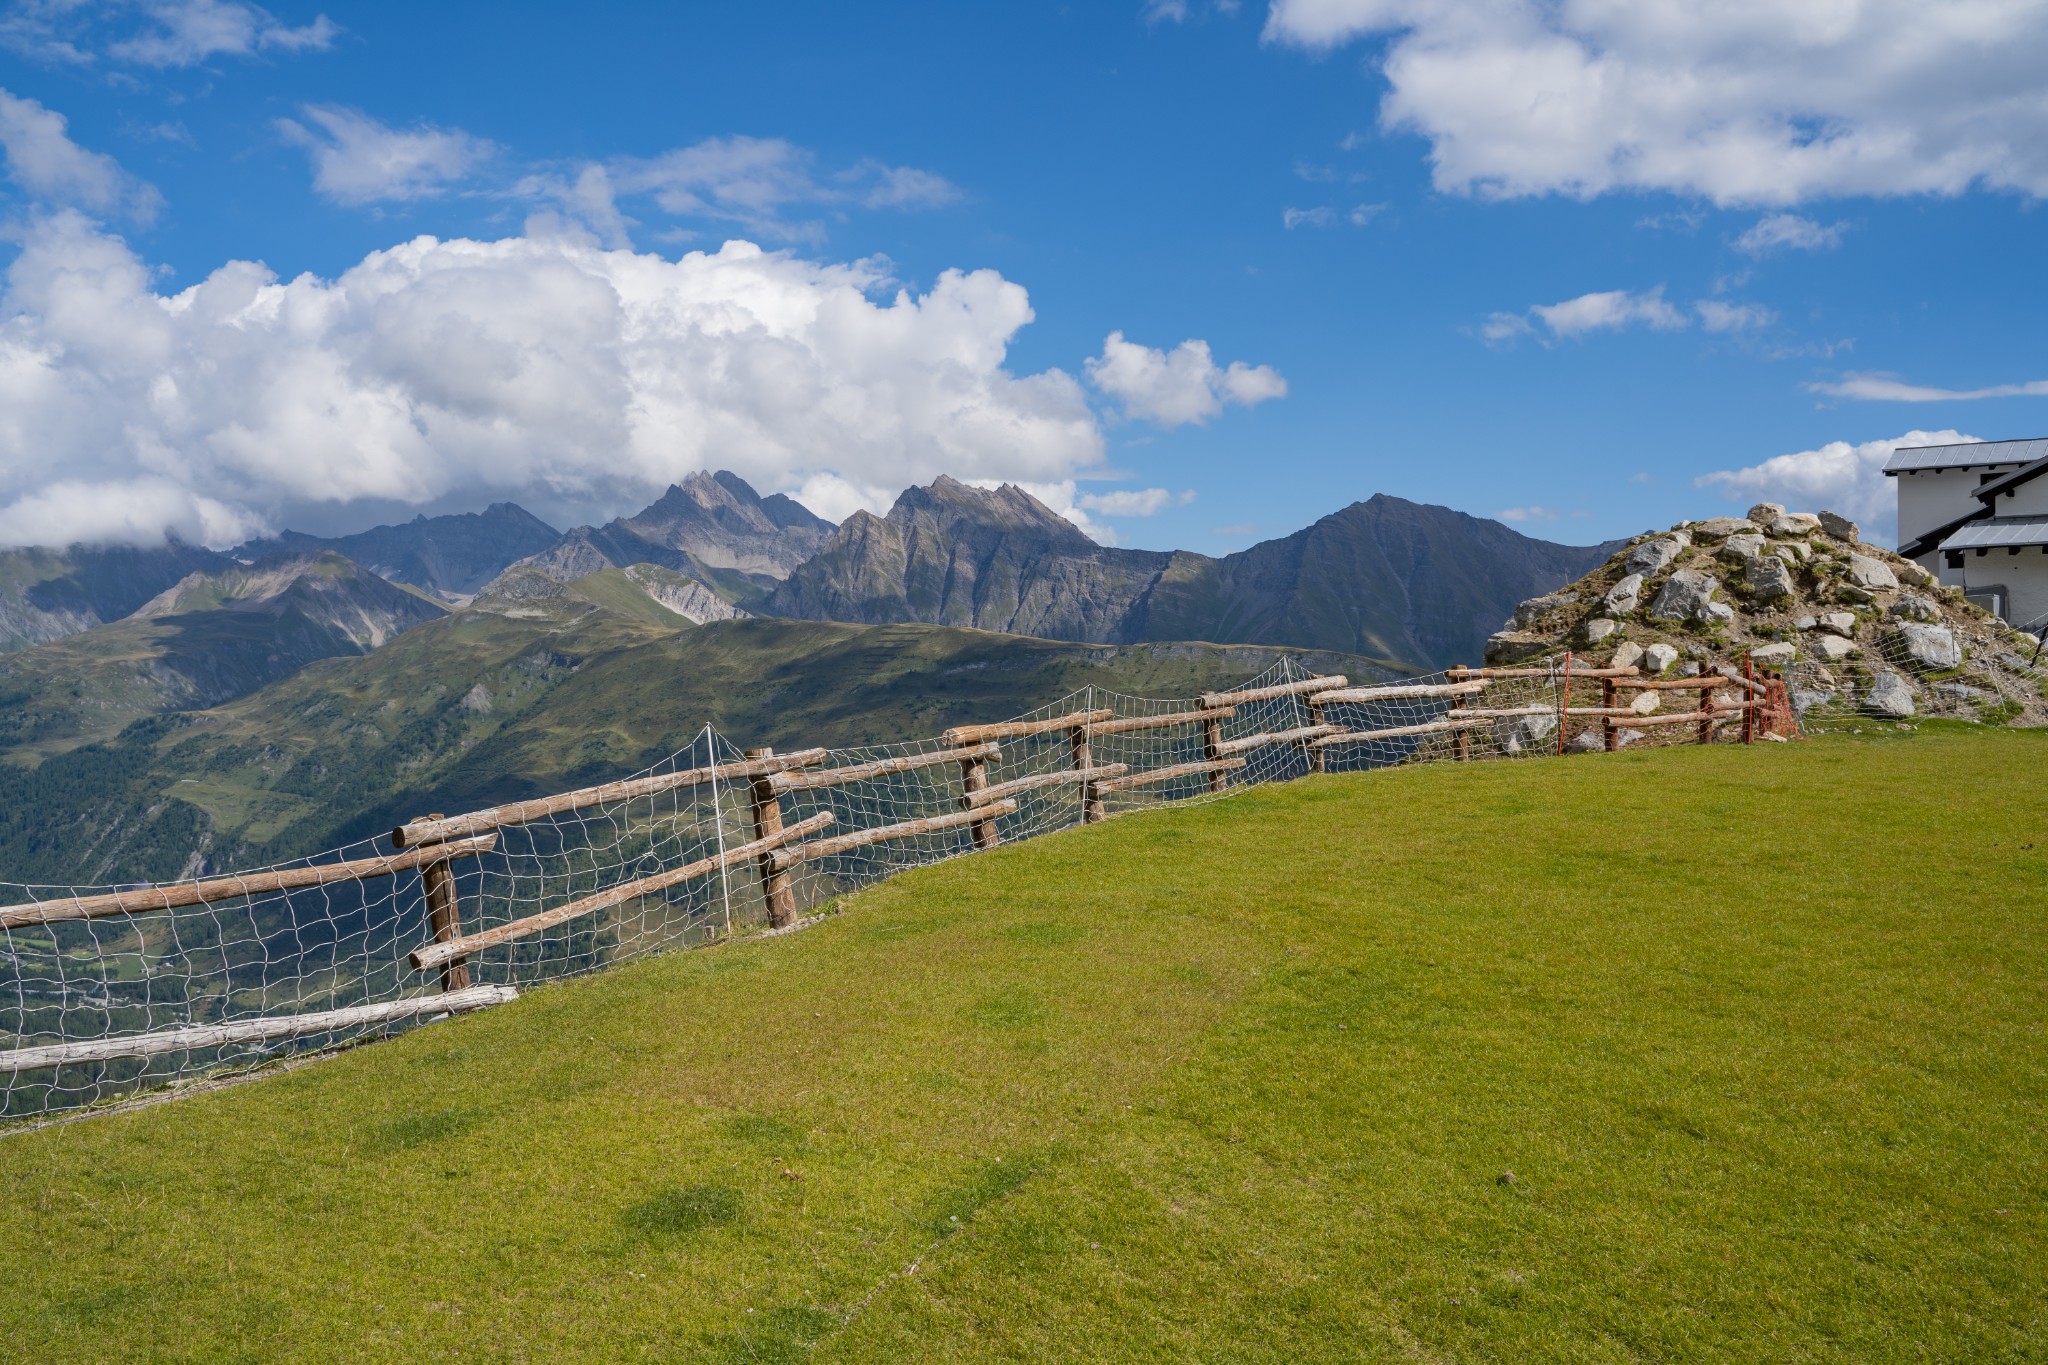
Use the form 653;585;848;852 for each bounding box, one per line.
959;751;999;850
415;813;471;993
1070;723;1104;823
744;747;798;927
1602;678;1618;751
1303;695;1328;774
1451;666;1472;760
1697;695;1716;745
1742;656;1757;745
1201;714;1229;792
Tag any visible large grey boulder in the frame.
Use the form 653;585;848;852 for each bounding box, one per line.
1817;510;1859;541
1889;594;1940;622
1624;533;1690;576
1820;611;1857;636
1493;712;1558;754
1770;512;1821;536
1584;618;1617;643
1722;532;1766;559
1642;642;1679;674
1810;634;1857;662
1509;594;1576;629
1749;642;1797;666
1629;690;1661;714
1648;569;1720;620
1774;539;1812;563
1699;600;1736;625
1484;631;1550;665
1896;560;1935;588
1605;573;1645;614
1745;556;1796;601
1864;670;1916;717
1691;517;1756;538
1610;641;1645;671
1892;623;1960;670
1790;687;1836;715
1746;502;1786;525
1846;553;1900;591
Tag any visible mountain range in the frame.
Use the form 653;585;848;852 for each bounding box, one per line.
0;469;1619;786
769;476;1621;670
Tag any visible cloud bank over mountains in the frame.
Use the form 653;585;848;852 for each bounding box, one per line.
1696;429;1976;545
0;90;1282;549
1266;0;2048;204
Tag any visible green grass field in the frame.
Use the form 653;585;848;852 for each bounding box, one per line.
2;728;2043;1362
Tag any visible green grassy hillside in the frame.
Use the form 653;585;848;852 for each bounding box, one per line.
0;578;1379;884
3;729;2041;1362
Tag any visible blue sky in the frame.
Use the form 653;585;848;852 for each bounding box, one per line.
1;0;2045;552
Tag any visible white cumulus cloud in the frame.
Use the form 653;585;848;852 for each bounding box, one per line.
1533;287;1687;338
1499;506;1558;523
1734;214;1848;255
3;0;336;66
1808;373;2048;402
1086;331;1286;427
278;106;494;206
1696;299;1775;333
1694;429;1976;545
0;212;1108;548
1264;0;2048;205
0;87;160;220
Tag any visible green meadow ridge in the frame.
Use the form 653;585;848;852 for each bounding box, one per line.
3;728;2041;1362
0;574;1383;886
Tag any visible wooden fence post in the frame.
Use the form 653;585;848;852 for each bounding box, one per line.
1453;668;1472;760
1602;679;1618;751
1201;715;1229;792
744;747;798;928
416;813;471;993
1070;724;1104;823
959;753;999;850
1697;696;1715;746
1742;656;1756;745
1303;697;1328;774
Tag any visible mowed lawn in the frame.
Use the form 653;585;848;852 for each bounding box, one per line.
2;728;2043;1363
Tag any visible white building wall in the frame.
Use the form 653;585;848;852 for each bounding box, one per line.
1964;548;2048;628
1984;477;2048;518
1895;466;2013;542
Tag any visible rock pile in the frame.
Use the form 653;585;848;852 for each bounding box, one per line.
1484;503;2048;725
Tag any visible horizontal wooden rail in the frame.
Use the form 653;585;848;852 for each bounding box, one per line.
393;752;827;847
0;835;499;931
1215;724;1345;756
0;985;518;1073
768;743;1001;794
942;709;1114;746
1611;702;1759;729
409;812;836;973
1094;758;1246;793
1448;705;1648;720
768;801;1019;871
1311;718;1491;747
1448;665;1641;679
1611;677;1739;692
1087;706;1235;736
1717;667;1769;695
966;765;1130;807
1313;680;1488;704
1200;675;1347;708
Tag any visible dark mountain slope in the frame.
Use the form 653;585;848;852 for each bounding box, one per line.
770;477;1180;640
768;480;1620;671
0;583;1379;884
0;541;238;653
0;552;445;761
1137;495;1626;669
238;502;562;600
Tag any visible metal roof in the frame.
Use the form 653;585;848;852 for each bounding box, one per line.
1940;516;2048;550
1883;436;2048;474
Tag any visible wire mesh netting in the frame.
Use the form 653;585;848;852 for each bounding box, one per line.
0;645;1985;1125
